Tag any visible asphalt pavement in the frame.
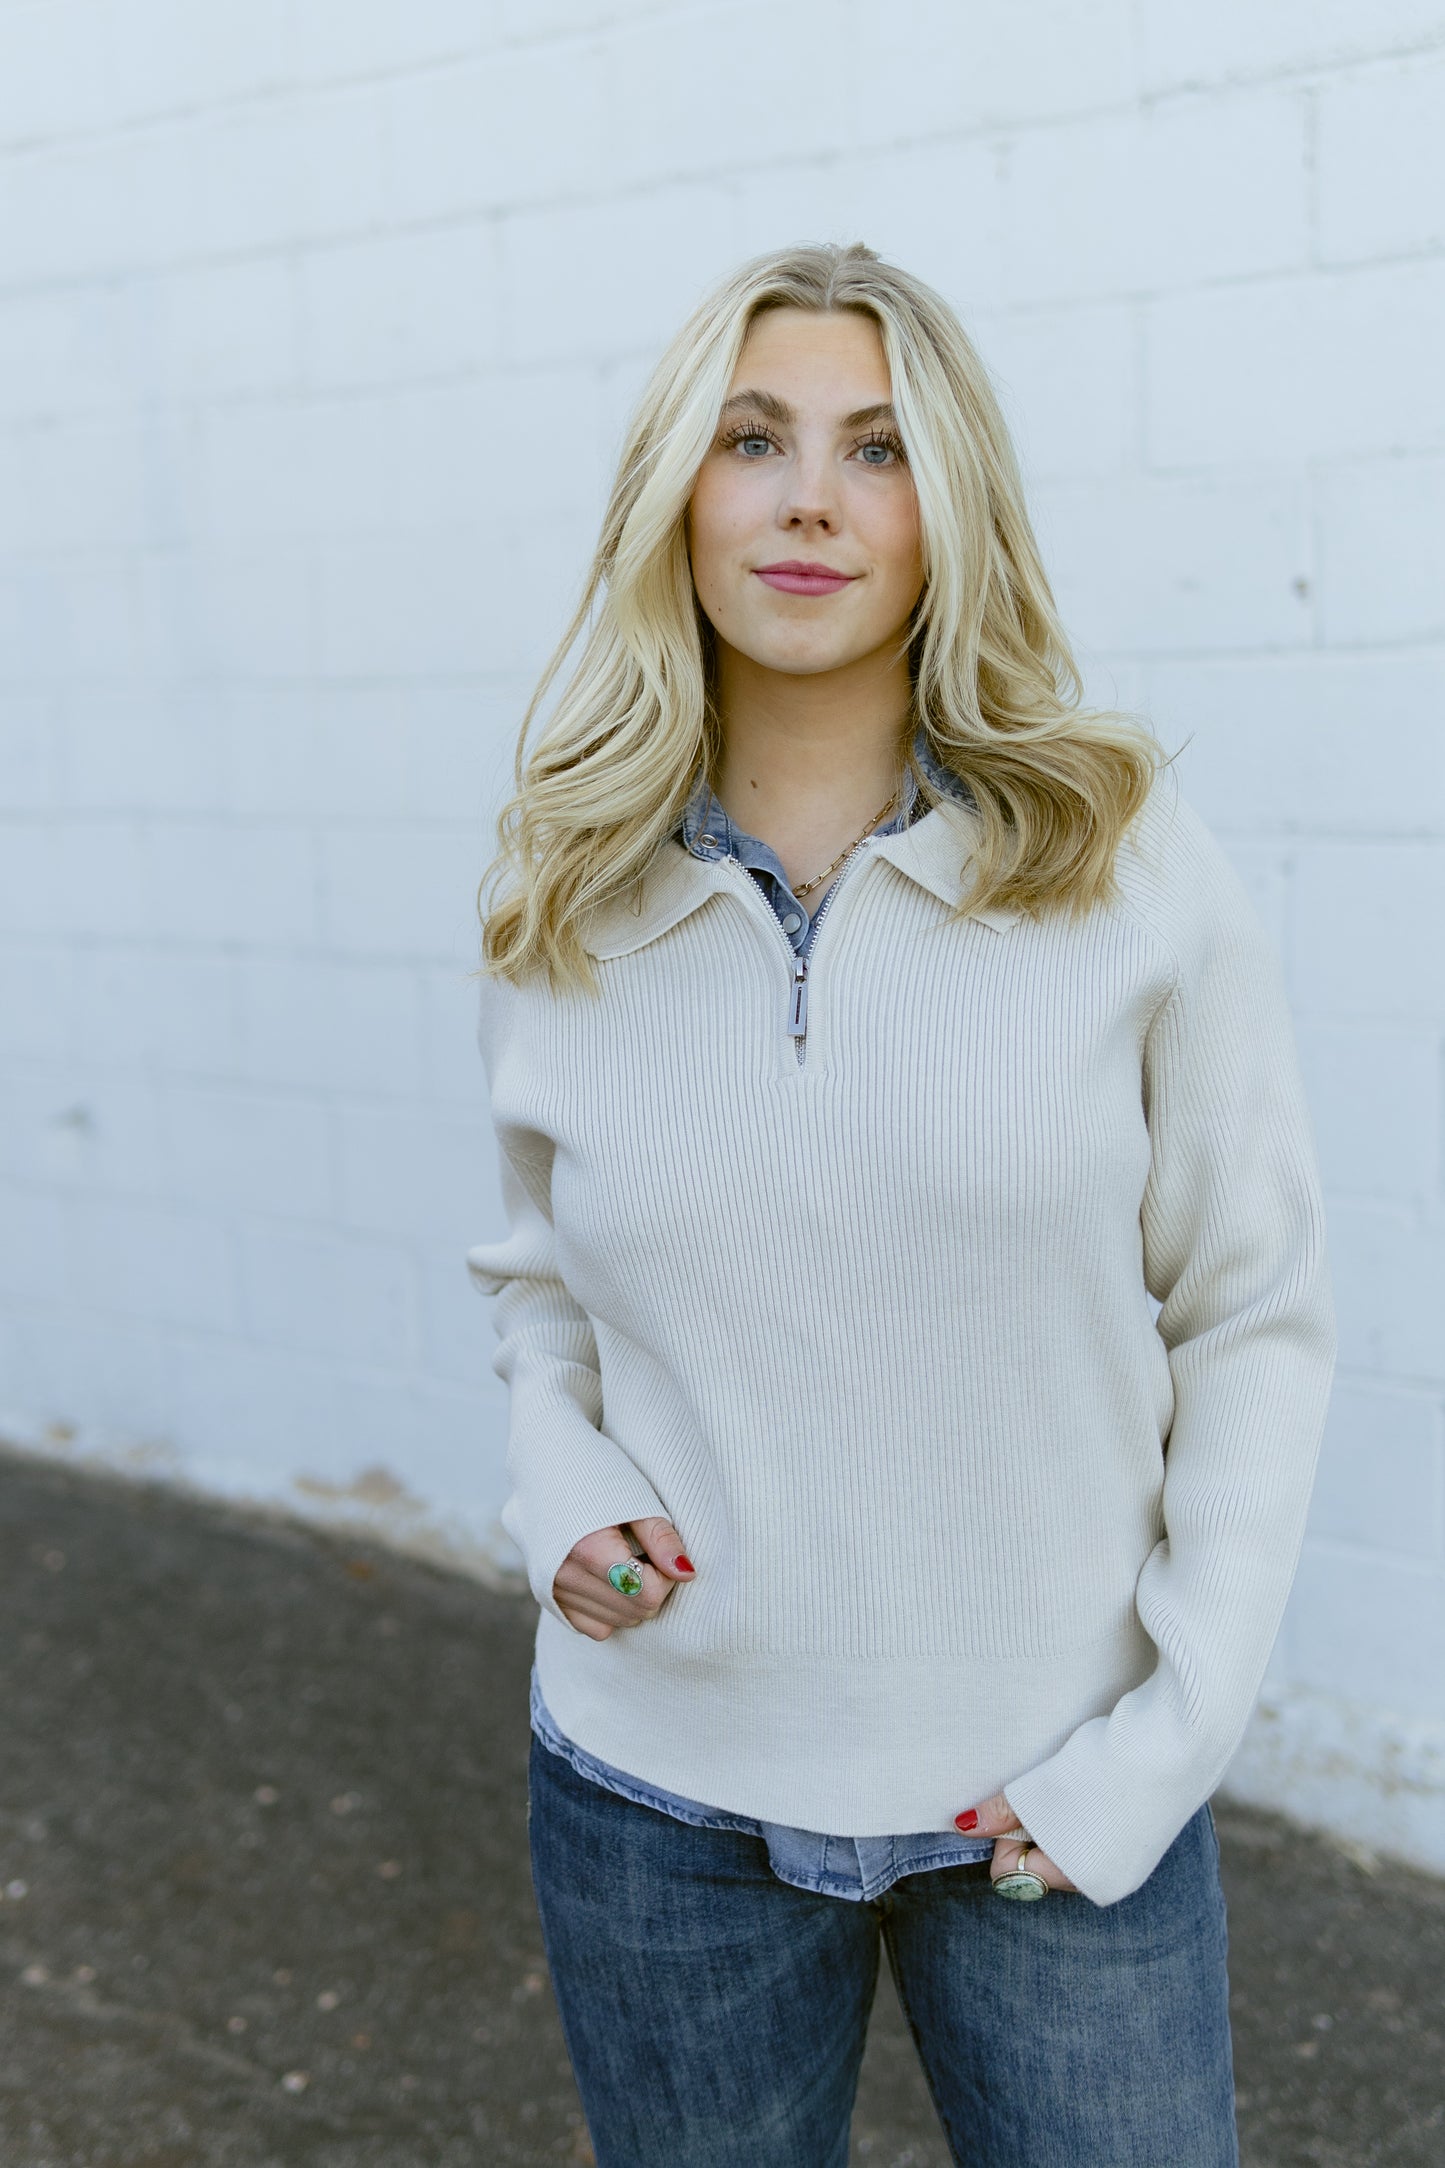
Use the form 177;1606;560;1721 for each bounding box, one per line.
0;1448;1441;2167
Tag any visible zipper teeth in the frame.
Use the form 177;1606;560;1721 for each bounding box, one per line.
715;838;872;1064
715;838;868;968
790;843;865;1065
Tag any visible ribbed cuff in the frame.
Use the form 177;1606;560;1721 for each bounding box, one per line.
1004;1712;1232;1907
502;1446;671;1632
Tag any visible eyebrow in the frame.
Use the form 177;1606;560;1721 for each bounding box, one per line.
718;389;899;431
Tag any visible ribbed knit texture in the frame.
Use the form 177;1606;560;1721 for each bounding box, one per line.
467;777;1336;1906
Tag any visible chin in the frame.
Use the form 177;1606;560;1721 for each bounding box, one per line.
740;631;863;677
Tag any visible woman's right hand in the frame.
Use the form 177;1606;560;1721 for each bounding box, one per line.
553;1518;696;1640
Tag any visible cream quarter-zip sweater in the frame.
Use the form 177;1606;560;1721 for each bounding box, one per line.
467;775;1335;1907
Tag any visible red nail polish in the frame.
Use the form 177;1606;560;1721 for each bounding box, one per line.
674;1554;695;1574
954;1809;979;1831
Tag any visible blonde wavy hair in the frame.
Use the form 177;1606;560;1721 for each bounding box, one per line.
478;240;1163;988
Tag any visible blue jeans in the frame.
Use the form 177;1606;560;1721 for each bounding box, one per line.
528;1735;1239;2167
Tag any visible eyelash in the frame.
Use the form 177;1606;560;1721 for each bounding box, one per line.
718;421;908;467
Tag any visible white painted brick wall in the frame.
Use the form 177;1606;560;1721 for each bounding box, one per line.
2;2;1442;1867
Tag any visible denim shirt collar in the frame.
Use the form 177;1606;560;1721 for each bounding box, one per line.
581;735;1017;961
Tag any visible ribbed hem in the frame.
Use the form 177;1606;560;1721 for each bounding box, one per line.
534;1609;1157;1866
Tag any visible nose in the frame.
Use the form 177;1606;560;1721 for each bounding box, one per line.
777;441;843;534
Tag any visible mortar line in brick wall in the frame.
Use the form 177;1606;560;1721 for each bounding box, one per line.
964;248;1445;325
1304;79;1321;270
1300;1533;1445;1572
1183;825;1445;844
495;221;1443;304
497;2;701;54
1128;298;1149;475
1125;0;1147;95
0;810;486;833
1322;1367;1445;1401
0;10;1441;156
2;191;1440;317
0;81;398;171
1;27;1443;191
0;42;542;164
1136;32;1445;104
0;83;1125;179
1295;455;1324;653
1303;461;1324;654
1093;635;1445;662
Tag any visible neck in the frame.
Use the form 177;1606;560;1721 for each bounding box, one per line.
710;643;914;857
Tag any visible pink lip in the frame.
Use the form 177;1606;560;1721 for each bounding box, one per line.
753;561;858;596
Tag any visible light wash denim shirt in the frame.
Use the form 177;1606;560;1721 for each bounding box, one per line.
530;729;997;1901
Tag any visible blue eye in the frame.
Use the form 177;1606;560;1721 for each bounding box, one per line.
854;432;906;467
721;423;782;458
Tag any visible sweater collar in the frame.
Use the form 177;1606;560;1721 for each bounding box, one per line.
582;798;1022;960
870;798;1023;932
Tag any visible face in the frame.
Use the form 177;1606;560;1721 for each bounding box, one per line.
685;308;925;682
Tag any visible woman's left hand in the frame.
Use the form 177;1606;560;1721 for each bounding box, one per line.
954;1791;1079;1893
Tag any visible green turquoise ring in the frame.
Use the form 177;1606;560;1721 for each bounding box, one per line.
607;1556;646;1596
994;1846;1049;1901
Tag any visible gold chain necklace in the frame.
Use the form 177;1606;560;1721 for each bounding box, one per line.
792;784;900;899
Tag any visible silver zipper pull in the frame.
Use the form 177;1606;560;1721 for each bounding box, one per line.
787;957;809;1036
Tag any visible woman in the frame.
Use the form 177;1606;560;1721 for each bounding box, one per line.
467;242;1335;2167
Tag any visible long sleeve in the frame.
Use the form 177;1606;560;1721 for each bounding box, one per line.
466;993;670;1629
1005;813;1337;1905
